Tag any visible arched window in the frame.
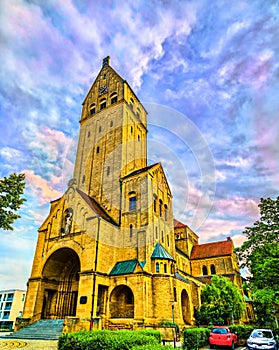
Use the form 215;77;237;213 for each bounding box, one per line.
138;135;140;142
164;204;168;220
164;263;167;273
89;103;96;115
107;166;110;176
210;264;216;275
153;195;157;213
155;227;158;239
156;262;160;273
202;265;208;276
110;120;113;127
110;92;117;104
100;98;106;110
161;230;164;243
129;193;137;211
82;175;85;184
131;126;133;133
130;224;133;238
96;146;100;154
159;200;163;217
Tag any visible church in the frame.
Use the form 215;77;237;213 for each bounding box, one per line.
21;57;246;331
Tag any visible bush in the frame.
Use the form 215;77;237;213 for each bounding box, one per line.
182;328;210;350
229;325;254;341
58;329;161;350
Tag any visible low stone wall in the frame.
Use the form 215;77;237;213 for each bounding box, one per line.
14;318;31;332
63;316;102;333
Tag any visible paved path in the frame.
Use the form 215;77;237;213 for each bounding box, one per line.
0;339;58;349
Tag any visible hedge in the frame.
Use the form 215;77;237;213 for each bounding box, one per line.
182;328;210;350
58;329;161;350
229;325;254;341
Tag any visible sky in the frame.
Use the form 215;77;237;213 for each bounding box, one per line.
0;0;278;290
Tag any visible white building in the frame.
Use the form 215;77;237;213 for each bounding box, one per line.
0;289;26;331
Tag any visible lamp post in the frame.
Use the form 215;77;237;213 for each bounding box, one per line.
90;215;101;330
170;300;176;348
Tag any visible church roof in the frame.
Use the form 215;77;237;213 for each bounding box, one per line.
190;238;233;260
151;242;175;261
174;219;187;228
110;259;140;275
76;188;118;226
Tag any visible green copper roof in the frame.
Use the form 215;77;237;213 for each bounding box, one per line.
110;259;139;276
151;242;175;261
244;294;253;302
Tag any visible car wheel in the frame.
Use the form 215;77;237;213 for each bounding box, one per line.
231;342;235;350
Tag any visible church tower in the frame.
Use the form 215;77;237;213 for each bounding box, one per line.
73;56;147;224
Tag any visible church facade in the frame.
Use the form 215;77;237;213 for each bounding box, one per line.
22;57;246;331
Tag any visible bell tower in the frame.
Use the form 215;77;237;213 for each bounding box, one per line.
73;57;148;224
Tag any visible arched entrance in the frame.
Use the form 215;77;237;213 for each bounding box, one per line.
109;285;134;318
42;248;80;319
181;289;191;324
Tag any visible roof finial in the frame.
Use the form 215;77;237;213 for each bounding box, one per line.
102;56;110;67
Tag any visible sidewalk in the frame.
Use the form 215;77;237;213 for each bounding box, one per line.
0;339;58;349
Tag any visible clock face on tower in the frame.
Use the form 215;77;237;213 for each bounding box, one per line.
99;85;108;96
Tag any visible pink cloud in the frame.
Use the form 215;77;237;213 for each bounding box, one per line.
27;209;46;225
24;169;62;205
214;196;259;219
197;217;247;245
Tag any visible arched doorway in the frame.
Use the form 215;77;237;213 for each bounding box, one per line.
109;285;134;318
181;289;191;324
42;248;80;319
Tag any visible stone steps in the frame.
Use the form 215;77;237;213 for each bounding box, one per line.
1;319;64;340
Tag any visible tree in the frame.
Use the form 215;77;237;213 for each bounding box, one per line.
236;196;279;325
0;173;26;230
194;275;245;326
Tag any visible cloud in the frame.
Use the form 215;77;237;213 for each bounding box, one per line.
24;169;62;205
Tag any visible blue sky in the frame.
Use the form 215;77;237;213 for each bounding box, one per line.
0;0;278;289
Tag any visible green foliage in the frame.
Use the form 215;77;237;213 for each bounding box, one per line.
182;328;209;350
0;173;26;230
194;275;245;326
236;196;279;325
58;329;160;350
229;325;254;340
160;320;180;333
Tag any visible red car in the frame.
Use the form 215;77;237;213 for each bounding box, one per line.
209;326;238;349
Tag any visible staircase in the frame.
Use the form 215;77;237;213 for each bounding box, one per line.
2;319;64;340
